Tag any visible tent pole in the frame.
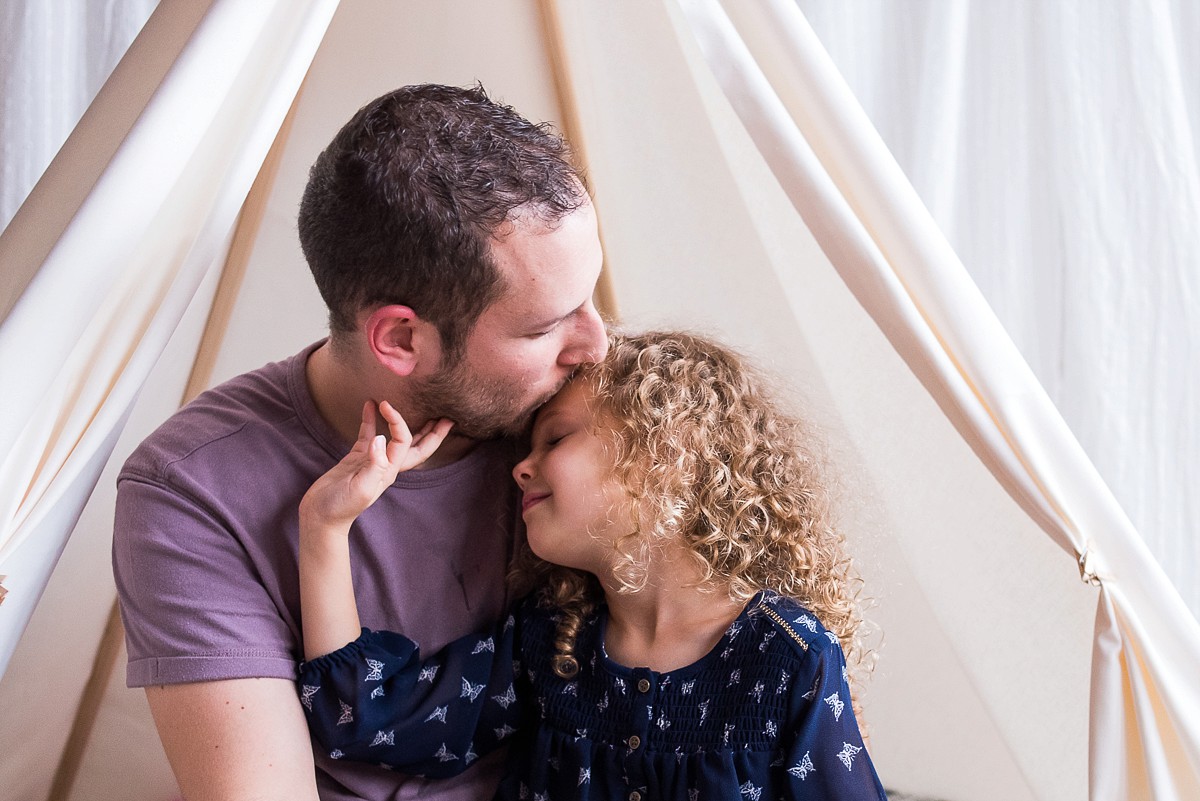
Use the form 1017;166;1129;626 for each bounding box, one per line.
536;0;620;323
45;605;124;801
182;77;309;403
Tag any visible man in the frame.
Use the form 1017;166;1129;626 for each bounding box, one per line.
113;84;607;801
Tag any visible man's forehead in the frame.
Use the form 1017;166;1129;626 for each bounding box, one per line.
485;212;601;320
490;203;597;267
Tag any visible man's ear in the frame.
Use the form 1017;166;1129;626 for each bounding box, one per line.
364;305;438;377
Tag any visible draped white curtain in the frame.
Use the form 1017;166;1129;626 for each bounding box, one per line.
0;0;340;675
672;1;1200;798
797;0;1200;623
0;0;160;232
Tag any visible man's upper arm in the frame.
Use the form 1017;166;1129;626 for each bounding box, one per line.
119;469;316;798
115;474;299;685
146;677;319;801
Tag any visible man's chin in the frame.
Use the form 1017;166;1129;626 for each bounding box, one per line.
469;389;559;440
446;403;537;441
421;376;568;441
495;397;547;440
519;384;570;431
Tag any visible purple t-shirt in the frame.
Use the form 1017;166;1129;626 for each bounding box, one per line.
113;342;522;800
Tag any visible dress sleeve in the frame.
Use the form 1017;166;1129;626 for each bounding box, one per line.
781;638;888;800
298;610;525;778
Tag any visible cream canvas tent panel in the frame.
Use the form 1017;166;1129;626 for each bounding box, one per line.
1;2;1197;801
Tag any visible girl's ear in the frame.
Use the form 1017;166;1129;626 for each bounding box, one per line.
364;305;439;377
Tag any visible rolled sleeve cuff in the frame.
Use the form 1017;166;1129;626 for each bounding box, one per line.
127;652;299;686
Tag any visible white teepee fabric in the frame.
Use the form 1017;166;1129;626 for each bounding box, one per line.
1;2;1196;800
673;3;1200;798
0;0;160;233
0;0;340;670
797;0;1200;629
0;2;338;798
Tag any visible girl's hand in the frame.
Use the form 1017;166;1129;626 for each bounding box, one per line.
299;402;450;660
299;400;453;532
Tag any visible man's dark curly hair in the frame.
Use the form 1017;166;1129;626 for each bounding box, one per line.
298;84;589;359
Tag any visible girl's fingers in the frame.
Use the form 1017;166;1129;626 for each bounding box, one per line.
380;400;412;437
362;401;452;470
353;400;378;452
310;412;453;524
406;418;437;449
369;434;389;467
404;418;453;467
346;437;401;504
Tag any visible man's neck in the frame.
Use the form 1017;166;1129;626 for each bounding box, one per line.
305;341;479;468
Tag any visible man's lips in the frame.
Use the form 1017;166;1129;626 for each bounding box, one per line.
521;493;550;514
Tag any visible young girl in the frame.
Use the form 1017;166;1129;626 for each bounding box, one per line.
297;331;888;800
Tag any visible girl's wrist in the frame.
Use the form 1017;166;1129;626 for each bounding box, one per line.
298;515;352;553
297;496;352;535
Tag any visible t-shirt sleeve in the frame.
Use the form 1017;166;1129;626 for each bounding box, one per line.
114;475;299;686
781;638;888;800
298;612;525;778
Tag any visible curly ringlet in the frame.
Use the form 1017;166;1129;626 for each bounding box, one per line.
511;330;874;719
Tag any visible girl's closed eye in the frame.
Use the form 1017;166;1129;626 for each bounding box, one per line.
535;423;575;449
533;433;565;453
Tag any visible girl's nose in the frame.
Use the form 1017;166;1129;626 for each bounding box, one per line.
512;457;533;487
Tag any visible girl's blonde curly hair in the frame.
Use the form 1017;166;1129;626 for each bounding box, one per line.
511;330;872;702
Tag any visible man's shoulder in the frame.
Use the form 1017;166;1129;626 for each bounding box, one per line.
120;347;314;486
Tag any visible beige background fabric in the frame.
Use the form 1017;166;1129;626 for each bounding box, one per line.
1;1;1196;800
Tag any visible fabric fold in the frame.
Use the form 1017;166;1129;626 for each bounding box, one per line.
673;0;1200;798
0;0;342;677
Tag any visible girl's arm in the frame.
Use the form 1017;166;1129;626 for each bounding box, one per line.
298;611;527;777
298;400;452;660
296;401;526;777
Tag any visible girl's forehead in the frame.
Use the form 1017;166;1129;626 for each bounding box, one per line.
536;378;591;421
533;377;604;429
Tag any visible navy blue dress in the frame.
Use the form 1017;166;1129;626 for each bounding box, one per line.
299;592;888;800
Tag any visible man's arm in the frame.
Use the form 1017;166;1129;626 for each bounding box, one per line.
146;677;320;801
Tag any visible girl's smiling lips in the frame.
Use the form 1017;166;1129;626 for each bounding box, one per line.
521;492;550;514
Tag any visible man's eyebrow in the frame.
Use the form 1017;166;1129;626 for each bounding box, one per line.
530;299;589;331
527;313;566;331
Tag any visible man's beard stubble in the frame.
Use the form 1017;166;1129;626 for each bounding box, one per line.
409;358;566;441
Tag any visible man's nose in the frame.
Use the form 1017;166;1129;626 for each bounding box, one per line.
558;301;609;367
